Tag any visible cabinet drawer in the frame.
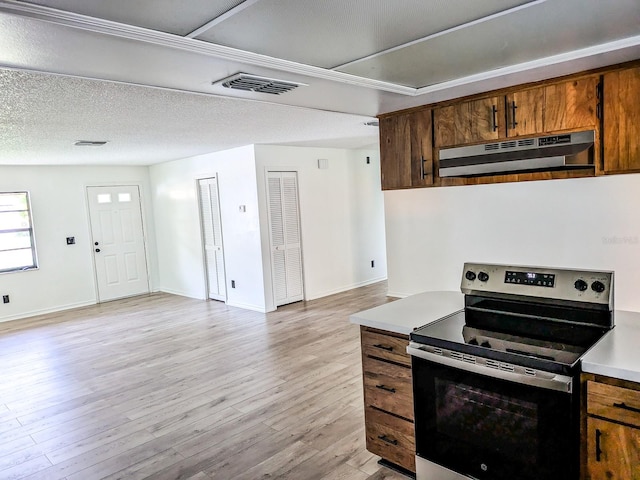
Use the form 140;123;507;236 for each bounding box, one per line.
361;329;411;366
586;416;640;480
587;381;640;428
365;406;415;472
363;356;413;420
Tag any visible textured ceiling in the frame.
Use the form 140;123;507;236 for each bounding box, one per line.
0;69;378;166
0;0;639;166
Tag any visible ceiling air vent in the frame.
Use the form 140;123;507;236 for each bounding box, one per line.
214;73;306;95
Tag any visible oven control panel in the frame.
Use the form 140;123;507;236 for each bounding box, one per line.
461;262;613;306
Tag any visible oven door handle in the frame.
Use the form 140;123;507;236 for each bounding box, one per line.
406;345;573;393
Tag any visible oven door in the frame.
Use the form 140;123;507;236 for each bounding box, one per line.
409;347;578;480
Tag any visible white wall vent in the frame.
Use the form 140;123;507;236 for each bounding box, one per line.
214;73;306;95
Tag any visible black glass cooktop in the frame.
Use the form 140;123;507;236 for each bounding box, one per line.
410;309;608;375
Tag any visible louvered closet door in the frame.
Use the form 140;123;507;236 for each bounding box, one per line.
268;172;304;306
198;178;226;301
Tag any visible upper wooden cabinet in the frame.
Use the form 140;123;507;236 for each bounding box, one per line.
434;96;503;148
435;76;599;148
379;109;433;190
602;66;640;174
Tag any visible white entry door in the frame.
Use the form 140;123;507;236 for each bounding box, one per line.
198;177;226;301
267;171;304;307
87;185;150;302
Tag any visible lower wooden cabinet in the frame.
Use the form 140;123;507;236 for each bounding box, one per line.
360;326;415;473
582;374;640;479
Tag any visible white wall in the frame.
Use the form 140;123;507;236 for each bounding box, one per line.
255;145;387;311
385;174;640;311
149;145;268;312
0;165;157;322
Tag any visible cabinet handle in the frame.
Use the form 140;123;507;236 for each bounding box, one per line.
613;401;640;414
420;156;426;179
596;102;602;120
375;384;396;393
595;428;602;462
491;105;498;132
373;344;393;352
510;101;518;129
378;434;398;446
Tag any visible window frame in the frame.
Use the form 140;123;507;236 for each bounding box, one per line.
0;191;38;274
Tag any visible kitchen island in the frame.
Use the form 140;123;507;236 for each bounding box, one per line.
351;291;640;479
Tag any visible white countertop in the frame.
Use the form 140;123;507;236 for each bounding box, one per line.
349;290;464;336
351;291;640;384
581;310;640;383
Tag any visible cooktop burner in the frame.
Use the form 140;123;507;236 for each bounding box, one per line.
410;263;615;375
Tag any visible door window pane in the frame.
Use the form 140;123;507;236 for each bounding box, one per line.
97;194;112;203
118;193;131;202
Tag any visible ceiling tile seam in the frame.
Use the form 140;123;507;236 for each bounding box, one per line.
0;64;378;121
0;0;416;96
412;34;640;97
185;0;262;39
331;0;550;71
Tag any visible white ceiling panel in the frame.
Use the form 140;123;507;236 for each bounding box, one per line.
338;0;640;87
195;0;535;68
0;69;379;166
17;0;245;36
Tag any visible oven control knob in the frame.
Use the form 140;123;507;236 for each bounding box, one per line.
591;281;606;293
574;279;588;292
478;272;489;282
465;270;476;281
480;341;491;348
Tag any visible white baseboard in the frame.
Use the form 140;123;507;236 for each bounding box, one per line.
385;291;409;299
157;287;206;300
225;301;267;313
0;300;96;324
305;276;388;301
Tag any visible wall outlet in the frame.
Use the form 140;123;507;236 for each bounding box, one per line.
2;295;9;304
371;260;375;268
231;280;236;288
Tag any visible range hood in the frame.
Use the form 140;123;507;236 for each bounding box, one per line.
439;130;595;177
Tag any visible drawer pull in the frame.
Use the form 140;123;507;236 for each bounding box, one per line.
373;344;393;352
595;428;602;462
378;434;398;446
375;384;396;393
613;402;640;414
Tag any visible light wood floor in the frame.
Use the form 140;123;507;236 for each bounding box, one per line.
0;282;408;480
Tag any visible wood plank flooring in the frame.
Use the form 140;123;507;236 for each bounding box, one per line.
0;282;408;479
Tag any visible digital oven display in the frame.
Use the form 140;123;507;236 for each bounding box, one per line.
505;271;555;287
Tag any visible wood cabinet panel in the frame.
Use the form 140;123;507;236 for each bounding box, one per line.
363;356;413;420
544;76;598;132
434;96;502;147
365;406;416;472
587;380;640;428
586;416;640;480
379;109;433;190
361;329;411;366
603;66;640;173
506;87;544;137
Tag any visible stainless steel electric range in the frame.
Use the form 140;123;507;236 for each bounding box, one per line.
407;263;614;480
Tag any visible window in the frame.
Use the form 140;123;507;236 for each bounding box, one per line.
0;192;38;273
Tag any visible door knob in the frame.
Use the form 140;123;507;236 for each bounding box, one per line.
94;242;99;246
95;248;101;253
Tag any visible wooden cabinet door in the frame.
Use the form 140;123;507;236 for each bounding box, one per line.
434;96;502;147
544;76;599;132
506;87;544;137
379;109;433;190
586;417;640;480
603;67;640;173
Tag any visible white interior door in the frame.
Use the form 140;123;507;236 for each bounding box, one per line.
87;185;150;302
268;171;304;307
198;177;226;301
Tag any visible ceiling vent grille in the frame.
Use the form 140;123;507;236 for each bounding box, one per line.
215;73;306;95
